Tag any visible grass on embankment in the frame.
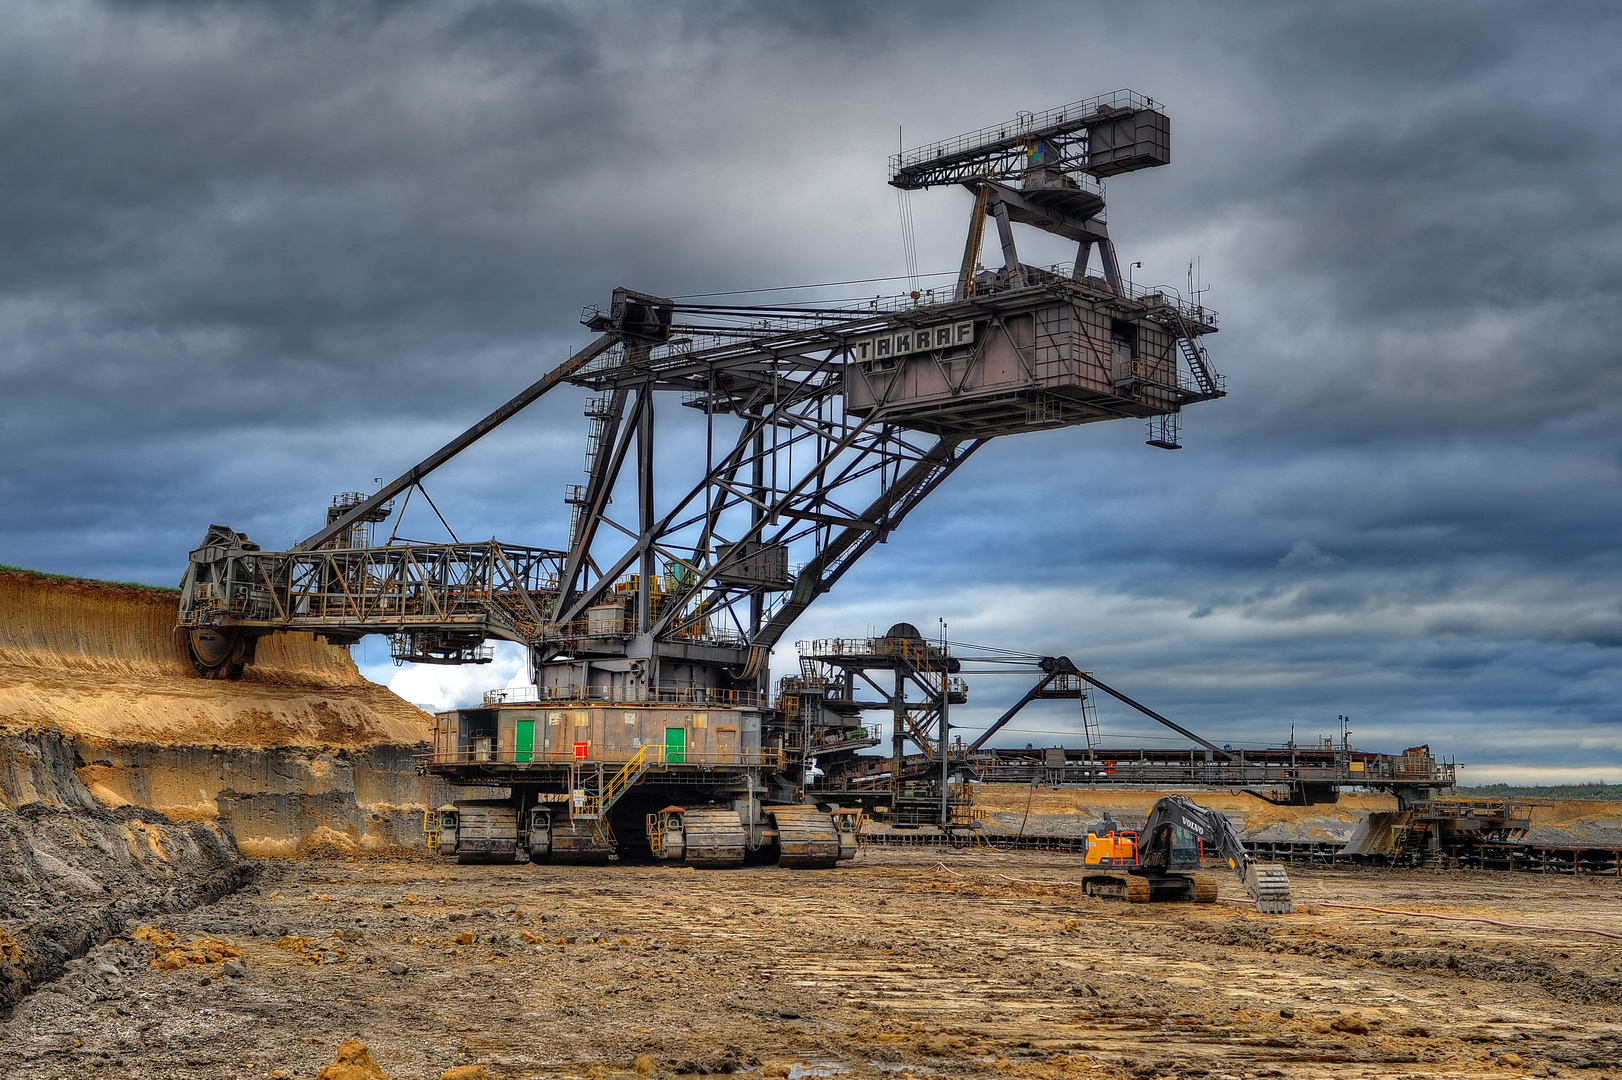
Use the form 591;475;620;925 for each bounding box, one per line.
0;563;180;594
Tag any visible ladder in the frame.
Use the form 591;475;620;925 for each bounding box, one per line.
1080;689;1102;756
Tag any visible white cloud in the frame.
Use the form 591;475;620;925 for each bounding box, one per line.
356;640;534;714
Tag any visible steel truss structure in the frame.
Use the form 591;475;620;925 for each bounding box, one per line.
178;524;563;675
786;635;1456;819
178;87;1223;700
180;276;1221;689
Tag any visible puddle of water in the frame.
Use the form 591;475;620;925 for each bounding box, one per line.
786;1062;843;1079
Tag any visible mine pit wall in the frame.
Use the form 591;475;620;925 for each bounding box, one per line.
958;785;1396;847
0;565;451;858
0;729;247;1017
74;740;459;858
0;566;475;1013
0;567;432;747
965;785;1622;856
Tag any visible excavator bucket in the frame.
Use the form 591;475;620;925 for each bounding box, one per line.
1243;862;1294;914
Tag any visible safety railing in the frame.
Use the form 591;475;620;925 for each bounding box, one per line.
891;89;1156;174
482;684;768;709
797;637;952;667
642;267;1220;371
416;746;782;769
576;744;664;819
1359;757;1456;784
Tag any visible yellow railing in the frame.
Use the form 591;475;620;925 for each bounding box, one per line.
578;744;665;819
422;808;440;852
417;747;782;769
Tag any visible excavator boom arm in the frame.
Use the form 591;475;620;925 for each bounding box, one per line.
1139;795;1295;914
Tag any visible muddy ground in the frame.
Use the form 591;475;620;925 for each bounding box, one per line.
4;849;1621;1080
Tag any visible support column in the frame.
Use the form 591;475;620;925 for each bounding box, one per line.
989;195;1026;288
956;185;991;301
939;661;950;832
1073;239;1092;280
1097;236;1123;294
891;668;906;816
749;425;765;637
635;372;658;688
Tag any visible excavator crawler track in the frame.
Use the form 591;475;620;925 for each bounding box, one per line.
1083;872;1182;903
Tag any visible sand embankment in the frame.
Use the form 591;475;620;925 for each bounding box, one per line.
0;567;452;857
969;783;1622;848
969;784;1394;845
0;568;430;747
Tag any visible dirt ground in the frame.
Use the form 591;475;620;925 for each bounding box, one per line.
4;849;1621;1080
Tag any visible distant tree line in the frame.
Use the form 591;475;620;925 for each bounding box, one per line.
1458;783;1622;801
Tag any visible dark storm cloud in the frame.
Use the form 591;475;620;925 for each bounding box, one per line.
1;0;1618;777
0;0;620;452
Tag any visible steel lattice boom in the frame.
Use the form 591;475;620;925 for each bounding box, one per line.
177;87;1222;717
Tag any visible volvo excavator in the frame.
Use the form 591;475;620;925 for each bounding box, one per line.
1081;795;1295;914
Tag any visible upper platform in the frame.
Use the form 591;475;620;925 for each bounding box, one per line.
890;89;1170;190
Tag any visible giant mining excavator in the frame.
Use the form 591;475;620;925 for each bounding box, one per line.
174;91;1250;867
1082;796;1295;913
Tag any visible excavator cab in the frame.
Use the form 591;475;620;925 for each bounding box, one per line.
1158;824;1202;869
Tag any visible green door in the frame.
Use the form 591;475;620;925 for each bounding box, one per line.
514;720;534;763
664;727;686;764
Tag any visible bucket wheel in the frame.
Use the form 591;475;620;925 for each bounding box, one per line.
181;627;249;680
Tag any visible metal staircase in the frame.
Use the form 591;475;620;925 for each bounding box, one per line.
1168;308;1224;398
574;744;665;820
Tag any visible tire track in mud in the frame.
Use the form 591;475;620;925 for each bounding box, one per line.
6;853;1622;1079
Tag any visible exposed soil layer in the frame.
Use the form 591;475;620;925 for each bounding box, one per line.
72;739;459;858
0;730;247;1018
0;567;432;748
2;566;455;857
5;849;1621;1080
0;567;455;1015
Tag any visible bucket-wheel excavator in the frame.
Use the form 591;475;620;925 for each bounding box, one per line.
1082;796;1295;913
176;91;1229;868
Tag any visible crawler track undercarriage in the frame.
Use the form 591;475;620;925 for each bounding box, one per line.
437;791;859;871
1082;870;1220;904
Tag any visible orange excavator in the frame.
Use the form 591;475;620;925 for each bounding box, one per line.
1081;796;1294;914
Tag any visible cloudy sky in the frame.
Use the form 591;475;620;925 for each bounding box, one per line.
2;1;1618;782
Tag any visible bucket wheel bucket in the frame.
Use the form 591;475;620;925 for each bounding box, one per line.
180;627;250;680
